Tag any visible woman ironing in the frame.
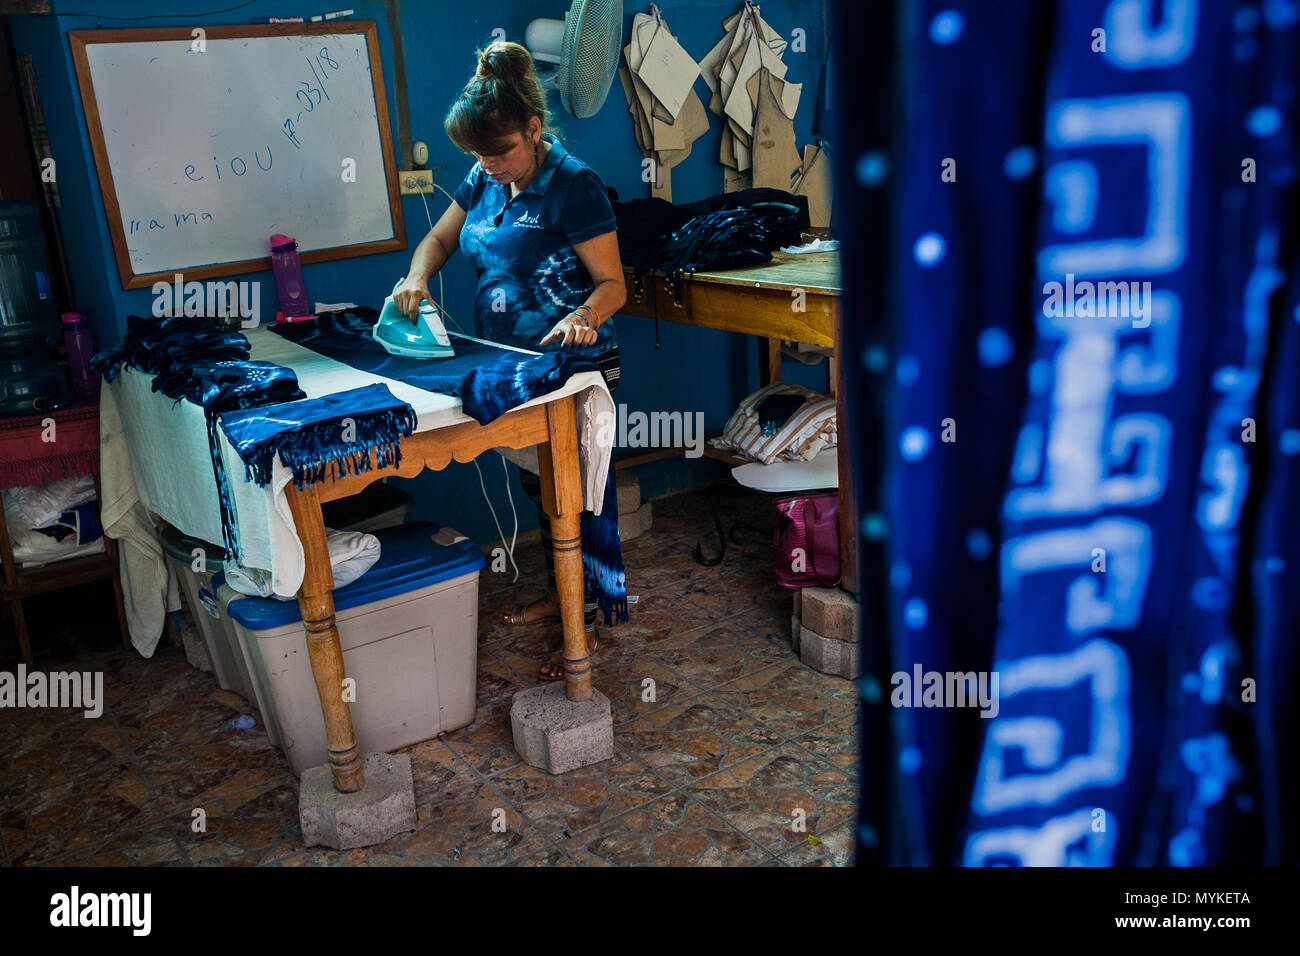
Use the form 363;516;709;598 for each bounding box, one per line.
394;40;626;681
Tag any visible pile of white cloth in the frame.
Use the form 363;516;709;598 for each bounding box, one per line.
2;475;105;567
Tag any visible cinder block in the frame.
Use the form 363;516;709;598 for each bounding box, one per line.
510;682;614;775
791;614;801;653
616;469;642;515
299;752;417;849
799;625;859;680
619;501;654;542
180;623;213;673
801;587;859;643
793;588;803;616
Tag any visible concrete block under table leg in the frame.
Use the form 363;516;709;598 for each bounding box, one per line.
299;752;417;849
801;587;860;642
619;500;654;541
799;625;860;680
510;682;615;774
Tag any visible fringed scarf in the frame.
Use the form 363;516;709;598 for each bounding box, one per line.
583;466;628;626
219;382;417;490
90;314;251;382
270;308;628;625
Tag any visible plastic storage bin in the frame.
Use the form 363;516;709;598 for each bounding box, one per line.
158;527;258;703
222;522;486;776
164;483;414;689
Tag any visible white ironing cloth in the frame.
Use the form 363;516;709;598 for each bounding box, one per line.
101;325;614;621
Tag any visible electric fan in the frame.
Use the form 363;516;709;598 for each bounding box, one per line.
525;0;624;119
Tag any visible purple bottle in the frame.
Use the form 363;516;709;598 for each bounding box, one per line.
61;312;97;397
269;233;309;318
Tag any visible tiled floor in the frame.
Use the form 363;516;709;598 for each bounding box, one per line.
0;485;860;867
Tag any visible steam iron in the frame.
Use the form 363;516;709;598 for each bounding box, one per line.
372;277;455;359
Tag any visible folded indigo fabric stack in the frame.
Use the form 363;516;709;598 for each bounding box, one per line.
609;187;810;303
90;314;250;383
90;316;416;568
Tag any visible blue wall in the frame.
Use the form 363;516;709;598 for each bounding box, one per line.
10;0;829;545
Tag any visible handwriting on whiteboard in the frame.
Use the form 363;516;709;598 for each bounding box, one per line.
282;46;342;150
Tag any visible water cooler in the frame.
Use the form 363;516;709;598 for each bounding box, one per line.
0;199;72;415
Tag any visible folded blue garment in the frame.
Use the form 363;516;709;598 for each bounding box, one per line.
218;382;417;490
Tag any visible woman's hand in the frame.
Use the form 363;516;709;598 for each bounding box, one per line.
393;276;434;322
540;311;599;348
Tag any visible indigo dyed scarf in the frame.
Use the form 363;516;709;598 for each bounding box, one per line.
844;0;1300;867
219;382;417;490
272;308;628;625
90;314;250;382
583;467;628;626
194;362;307;559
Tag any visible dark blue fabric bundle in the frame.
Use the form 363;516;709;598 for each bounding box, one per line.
268;308;603;424
90;314;250;383
156;360;305;409
218;383;417;490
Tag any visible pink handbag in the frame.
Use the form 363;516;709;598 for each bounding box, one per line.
773;492;841;589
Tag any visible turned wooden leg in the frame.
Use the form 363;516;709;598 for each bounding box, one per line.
536;395;591;702
285;483;364;792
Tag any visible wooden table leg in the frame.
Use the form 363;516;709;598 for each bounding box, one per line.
758;336;783;386
285;483;364;792
536;395;592;702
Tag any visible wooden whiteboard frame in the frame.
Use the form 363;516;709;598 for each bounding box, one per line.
70;21;406;290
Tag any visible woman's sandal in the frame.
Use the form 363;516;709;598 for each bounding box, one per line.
502;594;561;627
539;631;600;682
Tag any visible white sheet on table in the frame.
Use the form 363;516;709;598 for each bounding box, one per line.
101;325;614;609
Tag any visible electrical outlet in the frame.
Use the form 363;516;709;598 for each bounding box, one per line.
399;169;439;195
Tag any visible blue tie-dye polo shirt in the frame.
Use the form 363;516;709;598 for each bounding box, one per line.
452;133;618;358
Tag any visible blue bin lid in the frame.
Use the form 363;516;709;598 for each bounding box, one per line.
226;521;486;630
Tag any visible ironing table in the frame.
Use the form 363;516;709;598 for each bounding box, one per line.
100;324;614;795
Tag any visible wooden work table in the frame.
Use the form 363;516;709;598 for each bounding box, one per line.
621;248;857;590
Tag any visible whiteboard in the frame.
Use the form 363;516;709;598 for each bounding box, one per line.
71;23;404;289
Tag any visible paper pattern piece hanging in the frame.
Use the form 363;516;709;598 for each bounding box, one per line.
619;5;710;201
618;0;833;221
704;3;803;193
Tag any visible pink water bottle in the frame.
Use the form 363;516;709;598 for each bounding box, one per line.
61;312;97;397
269;234;309;318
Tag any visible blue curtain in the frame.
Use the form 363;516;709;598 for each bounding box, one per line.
837;0;1300;865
